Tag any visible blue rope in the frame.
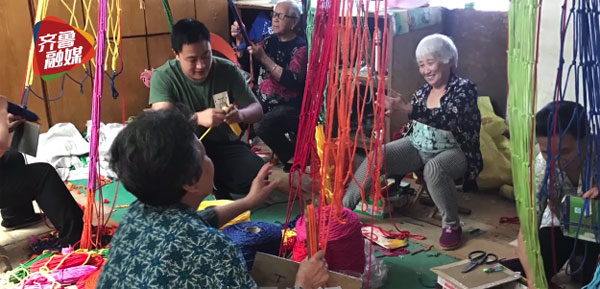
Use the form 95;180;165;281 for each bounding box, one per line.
565;0;600;277
106;71;119;99
539;0;600;279
106;47;124;99
222;222;282;271
583;259;600;288
66;70;89;95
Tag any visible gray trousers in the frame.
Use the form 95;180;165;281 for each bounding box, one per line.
343;137;467;227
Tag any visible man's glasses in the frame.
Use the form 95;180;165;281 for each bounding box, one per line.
271;11;297;20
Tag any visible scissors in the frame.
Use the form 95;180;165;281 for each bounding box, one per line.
461;250;499;273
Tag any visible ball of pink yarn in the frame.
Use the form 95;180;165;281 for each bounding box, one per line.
293;206;365;275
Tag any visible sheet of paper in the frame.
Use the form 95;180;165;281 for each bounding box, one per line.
213;91;230;109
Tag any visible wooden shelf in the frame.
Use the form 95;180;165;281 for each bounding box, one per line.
233;0;275;10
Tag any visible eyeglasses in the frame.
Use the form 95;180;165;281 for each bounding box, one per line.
271;11;297;20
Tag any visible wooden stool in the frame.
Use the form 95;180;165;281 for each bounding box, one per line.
410;172;472;219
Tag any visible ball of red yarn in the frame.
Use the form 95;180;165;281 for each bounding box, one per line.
293;206;365;275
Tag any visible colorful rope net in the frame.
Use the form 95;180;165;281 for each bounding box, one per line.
507;0;547;288
283;0;389;282
18;0;122;249
80;0;112;250
537;0;600;286
511;0;600;287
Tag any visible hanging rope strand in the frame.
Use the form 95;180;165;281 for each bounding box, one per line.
508;0;547;288
81;0;109;250
21;0;50;106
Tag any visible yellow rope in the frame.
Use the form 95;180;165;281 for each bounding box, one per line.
82;0;96;70
199;128;212;141
104;0;122;72
24;0;49;89
59;0;81;28
82;0;97;37
60;0;121;73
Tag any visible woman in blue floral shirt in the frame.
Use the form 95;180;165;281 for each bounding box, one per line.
97;108;328;289
344;34;482;250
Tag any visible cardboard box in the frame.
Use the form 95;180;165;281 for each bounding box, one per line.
562;195;600;243
251;252;362;289
431;259;524;289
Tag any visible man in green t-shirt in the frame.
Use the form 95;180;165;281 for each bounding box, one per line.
149;18;264;199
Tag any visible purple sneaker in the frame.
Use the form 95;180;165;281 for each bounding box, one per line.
439;226;462;250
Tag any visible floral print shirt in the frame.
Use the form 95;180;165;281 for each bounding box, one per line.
535;152;584;228
402;74;483;182
256;35;308;112
96;201;257;289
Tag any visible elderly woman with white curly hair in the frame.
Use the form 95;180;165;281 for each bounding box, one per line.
344;34;482;250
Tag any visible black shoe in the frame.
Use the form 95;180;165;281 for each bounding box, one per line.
1;213;42;231
283;162;293;173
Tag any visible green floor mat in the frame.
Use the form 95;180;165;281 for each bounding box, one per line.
378;242;458;289
250;198;303;223
70;179;137;223
69;182;456;289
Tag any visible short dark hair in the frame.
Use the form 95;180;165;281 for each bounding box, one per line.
109;108;204;206
535;100;588;139
171;18;211;54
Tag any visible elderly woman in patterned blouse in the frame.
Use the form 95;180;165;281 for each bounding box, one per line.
97;108;328;289
232;0;308;171
344;34;482;250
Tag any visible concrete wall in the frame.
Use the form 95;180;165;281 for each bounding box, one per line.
444;9;509;117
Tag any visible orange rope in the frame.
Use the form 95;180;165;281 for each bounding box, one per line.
306;204;318;257
84;267;102;289
283;0;388;263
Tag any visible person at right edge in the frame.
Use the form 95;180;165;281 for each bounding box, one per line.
517;101;600;289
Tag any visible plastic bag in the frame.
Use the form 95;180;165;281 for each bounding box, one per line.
362;240;389;288
477;97;513;190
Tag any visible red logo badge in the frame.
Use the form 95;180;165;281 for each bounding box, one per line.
33;16;95;81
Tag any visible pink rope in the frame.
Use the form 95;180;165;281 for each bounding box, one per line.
81;0;108;250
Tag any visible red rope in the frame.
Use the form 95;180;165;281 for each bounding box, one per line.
282;4;390;281
547;0;569;276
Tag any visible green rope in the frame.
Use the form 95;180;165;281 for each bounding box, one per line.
507;1;547;288
306;6;316;54
305;4;327;124
162;0;174;32
8;252;56;283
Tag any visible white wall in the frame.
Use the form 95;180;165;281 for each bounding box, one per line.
536;0;580;109
429;0;509;11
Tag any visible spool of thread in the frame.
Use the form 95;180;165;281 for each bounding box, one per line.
223;221;282;270
294;206;365;275
198;200;251;230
